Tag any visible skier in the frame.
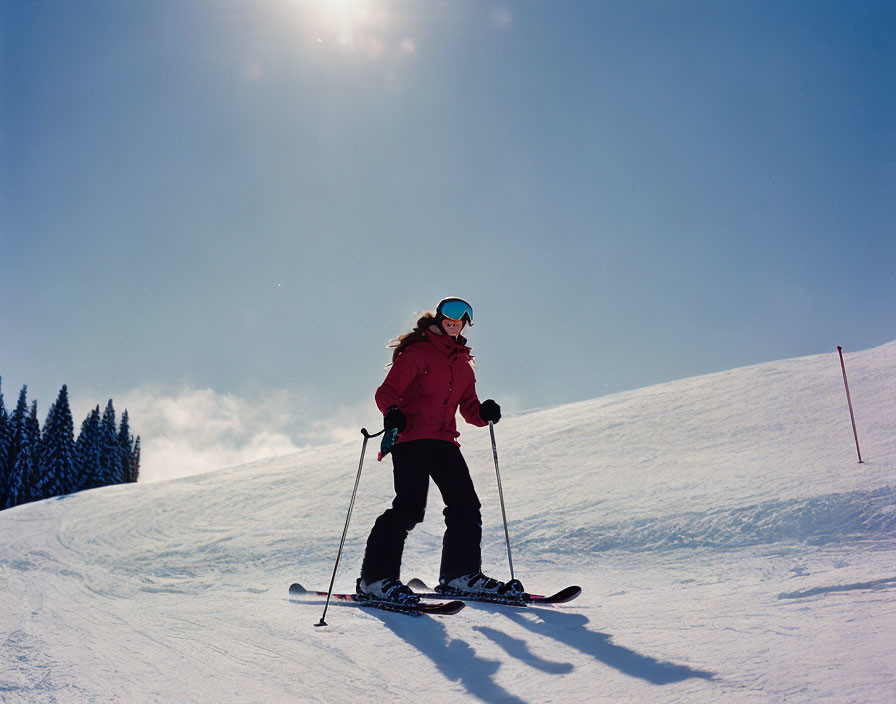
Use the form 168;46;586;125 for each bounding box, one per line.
356;297;523;605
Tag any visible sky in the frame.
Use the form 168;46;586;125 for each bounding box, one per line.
2;0;894;481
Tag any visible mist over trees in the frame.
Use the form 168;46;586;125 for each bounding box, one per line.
0;377;140;510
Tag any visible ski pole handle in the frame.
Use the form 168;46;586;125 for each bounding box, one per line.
378;428;398;461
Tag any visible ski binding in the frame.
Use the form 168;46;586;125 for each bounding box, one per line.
407;578;581;607
288;582;466;616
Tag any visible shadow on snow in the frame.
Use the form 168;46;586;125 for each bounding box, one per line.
372;603;714;703
472;625;574;675
778;576;896;600
371;610;529;704
493;605;716;686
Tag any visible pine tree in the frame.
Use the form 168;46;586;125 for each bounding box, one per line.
36;386;77;500
75;406;103;491
0;377;9;508
131;436;141;483
2;387;29;509
36;399;56;500
117;410;137;483
20;401;42;503
99;400;122;486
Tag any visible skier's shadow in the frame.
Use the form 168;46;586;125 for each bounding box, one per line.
478;603;716;685
370;610;530;704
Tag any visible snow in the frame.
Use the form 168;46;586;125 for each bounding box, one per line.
2;342;894;703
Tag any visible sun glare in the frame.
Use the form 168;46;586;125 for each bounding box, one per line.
318;0;368;40
296;0;405;58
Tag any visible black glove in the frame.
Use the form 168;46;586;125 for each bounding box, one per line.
479;399;501;424
384;405;407;434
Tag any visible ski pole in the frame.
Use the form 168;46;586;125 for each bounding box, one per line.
837;346;863;464
315;427;384;627
488;421;515;582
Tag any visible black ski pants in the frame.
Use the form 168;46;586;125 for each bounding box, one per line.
360;439;482;584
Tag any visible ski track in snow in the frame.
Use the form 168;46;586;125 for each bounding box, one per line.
1;341;895;703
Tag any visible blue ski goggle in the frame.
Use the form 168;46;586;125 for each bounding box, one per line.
437;298;474;325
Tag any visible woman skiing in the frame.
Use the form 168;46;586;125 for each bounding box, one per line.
357;297;523;605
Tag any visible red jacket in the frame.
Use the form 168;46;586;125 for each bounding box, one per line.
375;328;486;446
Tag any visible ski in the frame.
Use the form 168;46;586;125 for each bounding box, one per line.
407;578;582;607
288;583;466;616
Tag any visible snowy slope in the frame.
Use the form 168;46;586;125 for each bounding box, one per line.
2;342;894;703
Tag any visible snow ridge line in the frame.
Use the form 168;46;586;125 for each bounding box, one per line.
522;486;896;553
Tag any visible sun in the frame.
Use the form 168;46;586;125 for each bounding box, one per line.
307;0;377;47
274;0;406;59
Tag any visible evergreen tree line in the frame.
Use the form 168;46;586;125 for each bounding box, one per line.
0;377;141;511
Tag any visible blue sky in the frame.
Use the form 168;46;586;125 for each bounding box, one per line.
2;1;894;478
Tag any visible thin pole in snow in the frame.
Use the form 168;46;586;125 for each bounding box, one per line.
837;346;863;464
489;421;515;581
315;427;383;627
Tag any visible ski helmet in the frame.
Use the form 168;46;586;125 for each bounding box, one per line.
436;297;473;326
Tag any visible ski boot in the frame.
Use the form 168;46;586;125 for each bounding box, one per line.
436;572;525;599
356;577;421;606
